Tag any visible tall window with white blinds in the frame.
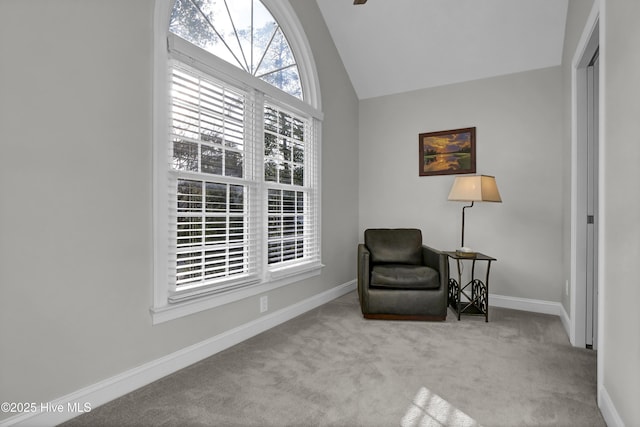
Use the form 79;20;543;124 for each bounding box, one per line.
153;0;322;320
264;104;318;267
167;62;319;300
169;63;257;294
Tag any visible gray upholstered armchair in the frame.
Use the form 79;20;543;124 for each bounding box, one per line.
357;228;449;320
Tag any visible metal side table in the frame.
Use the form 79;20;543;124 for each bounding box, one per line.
445;251;496;322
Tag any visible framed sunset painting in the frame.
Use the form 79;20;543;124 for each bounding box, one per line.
419;127;476;176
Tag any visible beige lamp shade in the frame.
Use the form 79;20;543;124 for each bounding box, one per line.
447;175;502;203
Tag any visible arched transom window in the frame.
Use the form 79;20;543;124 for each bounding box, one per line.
170;0;303;99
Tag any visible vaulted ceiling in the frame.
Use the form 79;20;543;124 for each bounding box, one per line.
316;0;569;99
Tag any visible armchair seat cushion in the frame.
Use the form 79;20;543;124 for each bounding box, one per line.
370;264;440;290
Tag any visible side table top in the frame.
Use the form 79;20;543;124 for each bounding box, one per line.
444;251;496;261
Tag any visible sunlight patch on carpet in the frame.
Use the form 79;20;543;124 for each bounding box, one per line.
401;386;482;427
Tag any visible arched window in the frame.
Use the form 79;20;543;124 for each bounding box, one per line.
152;0;322;322
169;0;303;99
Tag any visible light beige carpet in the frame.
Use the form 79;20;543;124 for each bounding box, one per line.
63;292;604;426
402;386;481;427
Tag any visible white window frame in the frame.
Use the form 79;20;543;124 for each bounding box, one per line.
151;0;323;324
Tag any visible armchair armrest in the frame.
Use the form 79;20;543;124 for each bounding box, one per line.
421;245;441;269
357;244;371;311
422;245;449;288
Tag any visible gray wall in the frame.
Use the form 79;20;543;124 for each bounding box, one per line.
602;0;640;424
0;0;359;416
289;0;360;289
359;68;564;302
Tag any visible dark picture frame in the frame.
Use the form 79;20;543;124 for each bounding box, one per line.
418;127;476;176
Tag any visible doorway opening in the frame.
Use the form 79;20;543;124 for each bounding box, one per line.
571;11;599;350
585;49;599;349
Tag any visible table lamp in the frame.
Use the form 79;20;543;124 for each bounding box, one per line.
447;175;502;255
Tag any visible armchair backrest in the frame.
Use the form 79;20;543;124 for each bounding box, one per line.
364;228;423;265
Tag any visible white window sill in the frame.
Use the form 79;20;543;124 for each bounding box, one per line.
150;262;324;324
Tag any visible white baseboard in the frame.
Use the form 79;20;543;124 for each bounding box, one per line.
490;293;568;319
599;385;625;427
0;280;357;427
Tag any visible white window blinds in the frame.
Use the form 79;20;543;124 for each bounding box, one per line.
264;103;320;269
168;62;259;300
166;61;319;302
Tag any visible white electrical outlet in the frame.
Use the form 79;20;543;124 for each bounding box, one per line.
260;295;268;313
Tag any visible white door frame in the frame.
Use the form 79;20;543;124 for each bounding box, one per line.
570;2;600;349
585;51;599;349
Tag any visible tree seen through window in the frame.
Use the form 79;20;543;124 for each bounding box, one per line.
170;0;303;99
